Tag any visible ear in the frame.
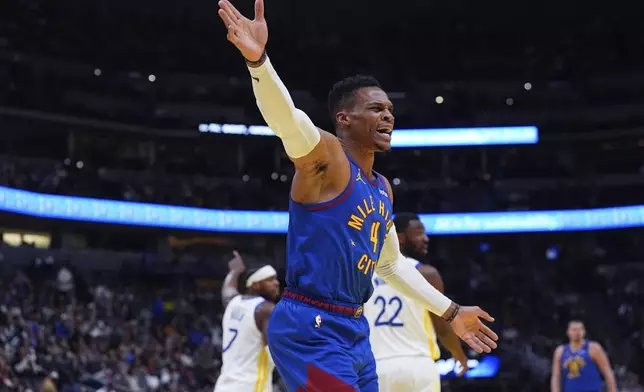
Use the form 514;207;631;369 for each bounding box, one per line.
335;111;350;128
396;231;405;247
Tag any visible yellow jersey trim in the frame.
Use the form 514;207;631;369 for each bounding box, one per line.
254;348;269;392
424;311;441;361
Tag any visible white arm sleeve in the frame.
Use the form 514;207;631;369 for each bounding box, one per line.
248;58;321;158
376;224;453;316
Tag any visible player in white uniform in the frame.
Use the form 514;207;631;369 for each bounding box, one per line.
214;251;280;392
365;213;470;392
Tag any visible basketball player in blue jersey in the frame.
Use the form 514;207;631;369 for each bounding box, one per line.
551;320;617;392
218;1;498;390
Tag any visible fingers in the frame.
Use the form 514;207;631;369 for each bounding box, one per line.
476;330;498;350
228;31;241;45
456;360;468;377
464;328;496;353
218;10;242;45
478;322;499;341
254;0;265;21
219;0;245;21
476;307;495;322
217;2;245;46
218;8;238;29
464;336;487;354
233;250;241;258
226;26;241;45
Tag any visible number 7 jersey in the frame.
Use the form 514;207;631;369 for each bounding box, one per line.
215;295;274;392
365;257;441;361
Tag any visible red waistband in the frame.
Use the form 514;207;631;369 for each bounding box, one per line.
282;289;364;319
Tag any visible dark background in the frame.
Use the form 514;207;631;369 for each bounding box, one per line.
0;0;643;391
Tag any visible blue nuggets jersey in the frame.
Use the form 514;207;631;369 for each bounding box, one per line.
560;341;603;392
286;157;394;305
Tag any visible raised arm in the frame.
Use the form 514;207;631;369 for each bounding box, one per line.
218;0;349;204
221;251;246;308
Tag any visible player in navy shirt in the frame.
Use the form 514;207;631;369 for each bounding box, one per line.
218;1;498;390
551;320;617;392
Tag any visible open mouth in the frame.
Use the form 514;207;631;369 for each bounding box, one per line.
376;127;392;135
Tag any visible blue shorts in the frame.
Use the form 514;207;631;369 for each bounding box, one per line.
267;291;378;392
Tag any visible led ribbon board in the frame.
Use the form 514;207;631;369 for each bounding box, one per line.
1;186;642;234
437;355;501;379
198;124;539;147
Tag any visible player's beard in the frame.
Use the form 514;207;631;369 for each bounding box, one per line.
403;244;425;261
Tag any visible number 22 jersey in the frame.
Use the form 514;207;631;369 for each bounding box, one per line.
365;257;441;361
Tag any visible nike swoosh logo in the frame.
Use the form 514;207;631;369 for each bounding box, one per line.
252;76;259;82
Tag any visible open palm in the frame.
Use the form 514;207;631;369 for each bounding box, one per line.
450;306;499;353
218;0;268;62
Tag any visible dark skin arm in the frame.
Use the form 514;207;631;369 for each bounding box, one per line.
551;345;563;392
589;342;617;392
288;130;351;205
254;301;275;346
419;264;469;376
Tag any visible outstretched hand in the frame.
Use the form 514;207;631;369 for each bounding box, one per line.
449;306;498;353
218;0;267;62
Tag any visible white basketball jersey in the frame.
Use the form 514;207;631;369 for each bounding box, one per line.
365;257;440;361
214;295;273;392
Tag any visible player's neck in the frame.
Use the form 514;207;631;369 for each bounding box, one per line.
343;146;376;178
570;340;585;350
351;153;375;178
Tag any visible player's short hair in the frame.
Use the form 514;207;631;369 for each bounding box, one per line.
393;212;421;233
327;75;382;124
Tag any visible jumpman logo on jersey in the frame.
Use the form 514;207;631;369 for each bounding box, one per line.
351;240;356;247
356;170;367;185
